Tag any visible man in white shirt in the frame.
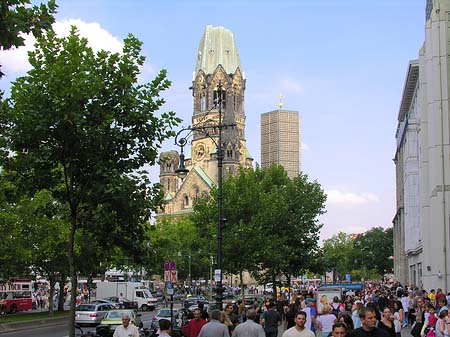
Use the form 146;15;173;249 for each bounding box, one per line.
113;314;139;337
282;311;315;337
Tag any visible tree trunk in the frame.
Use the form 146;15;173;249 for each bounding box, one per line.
58;275;66;311
48;275;55;316
287;274;291;303
68;214;77;337
240;270;244;303
272;272;277;300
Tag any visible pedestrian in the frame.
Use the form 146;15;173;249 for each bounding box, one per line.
198;309;230;337
118;292;125;308
302;298;317;333
282;311;315;337
261;301;282;337
435;310;448;337
411;298;426;337
183;308;207;337
113;314;139;337
318;305;337;337
157;319;172;337
378;307;396;337
392;301;404;337
332;323;348;337
346;307;390;337
232;309;265;337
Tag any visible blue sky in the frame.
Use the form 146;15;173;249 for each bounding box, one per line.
1;0;425;240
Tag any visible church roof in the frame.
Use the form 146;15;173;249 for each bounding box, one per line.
195;25;243;76
193;166;214;188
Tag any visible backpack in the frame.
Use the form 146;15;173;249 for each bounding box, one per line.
331;303;340;317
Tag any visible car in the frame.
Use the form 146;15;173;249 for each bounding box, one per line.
183;296;209;309
95;309;142;336
150;308;192;332
154;291;165;302
75;303;115;326
90;299;119;309
103;296;138;309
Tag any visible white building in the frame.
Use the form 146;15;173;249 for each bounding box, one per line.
394;0;450;291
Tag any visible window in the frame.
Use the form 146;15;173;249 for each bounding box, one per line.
184;195;189;207
227;149;233;158
214;90;226;110
200;93;206;111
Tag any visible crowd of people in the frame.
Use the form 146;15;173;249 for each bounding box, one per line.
165;281;450;337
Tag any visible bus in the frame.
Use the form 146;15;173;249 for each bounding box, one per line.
0;278;33;314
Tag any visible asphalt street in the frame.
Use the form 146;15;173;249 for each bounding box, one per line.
0;310;158;337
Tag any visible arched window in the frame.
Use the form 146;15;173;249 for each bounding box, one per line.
200;92;206;111
184;195;189;207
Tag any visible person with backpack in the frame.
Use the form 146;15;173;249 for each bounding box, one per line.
331;297;343;318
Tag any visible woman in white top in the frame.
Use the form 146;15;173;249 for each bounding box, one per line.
318;305;337;337
393;301;405;337
439;310;450;337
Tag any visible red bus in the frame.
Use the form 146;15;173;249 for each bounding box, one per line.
0;278;33;314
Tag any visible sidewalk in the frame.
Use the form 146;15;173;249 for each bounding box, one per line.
0;316;68;334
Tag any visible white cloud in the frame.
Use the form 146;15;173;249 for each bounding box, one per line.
325;189;379;205
280;78;304;94
0;19;153;80
53;19;123;53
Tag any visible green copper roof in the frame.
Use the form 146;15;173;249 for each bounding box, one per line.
195;25;243;76
193;166;214;188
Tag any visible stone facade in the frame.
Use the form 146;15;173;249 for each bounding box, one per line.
158;25;253;216
394;0;450;291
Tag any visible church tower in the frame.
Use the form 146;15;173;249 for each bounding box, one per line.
158;25;253;215
190;25;252;181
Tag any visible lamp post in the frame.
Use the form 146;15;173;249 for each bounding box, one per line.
174;82;230;311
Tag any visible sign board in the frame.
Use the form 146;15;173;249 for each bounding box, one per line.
167;282;174;295
214;269;222;282
345;274;351;282
164;270;171;282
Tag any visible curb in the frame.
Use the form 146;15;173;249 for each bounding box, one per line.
0;316;68;334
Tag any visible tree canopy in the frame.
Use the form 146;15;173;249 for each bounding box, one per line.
1;27;179;336
190;165;326;296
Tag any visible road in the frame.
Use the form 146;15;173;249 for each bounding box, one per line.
0;310;160;337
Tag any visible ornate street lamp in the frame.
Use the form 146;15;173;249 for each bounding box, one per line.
174;82;231;310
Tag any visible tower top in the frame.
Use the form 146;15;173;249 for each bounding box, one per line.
195;25;243;76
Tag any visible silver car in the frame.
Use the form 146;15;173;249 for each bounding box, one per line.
75;303;115;325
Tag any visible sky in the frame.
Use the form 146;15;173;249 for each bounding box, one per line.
0;0;426;240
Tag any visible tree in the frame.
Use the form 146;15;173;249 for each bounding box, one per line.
0;0;57;78
192;165;326;299
2;27;179;336
353;227;393;276
322;232;356;279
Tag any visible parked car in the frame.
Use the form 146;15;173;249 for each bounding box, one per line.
103;296;138;309
75;303;115;326
183;296;209;309
150;308;192;333
90;299;119;309
96;309;142;336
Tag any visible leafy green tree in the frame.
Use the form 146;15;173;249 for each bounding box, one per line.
0;0;57;78
353;226;393;276
2;27;179;335
322;232;356;279
192;165;326;299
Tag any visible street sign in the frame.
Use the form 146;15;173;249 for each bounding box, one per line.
169;261;176;270
170;270;178;283
164;261;170;271
167;282;174;295
214;269;221;282
164;270;171;282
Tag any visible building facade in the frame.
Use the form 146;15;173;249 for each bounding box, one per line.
158;25;253;216
261;109;300;179
394;0;450;291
